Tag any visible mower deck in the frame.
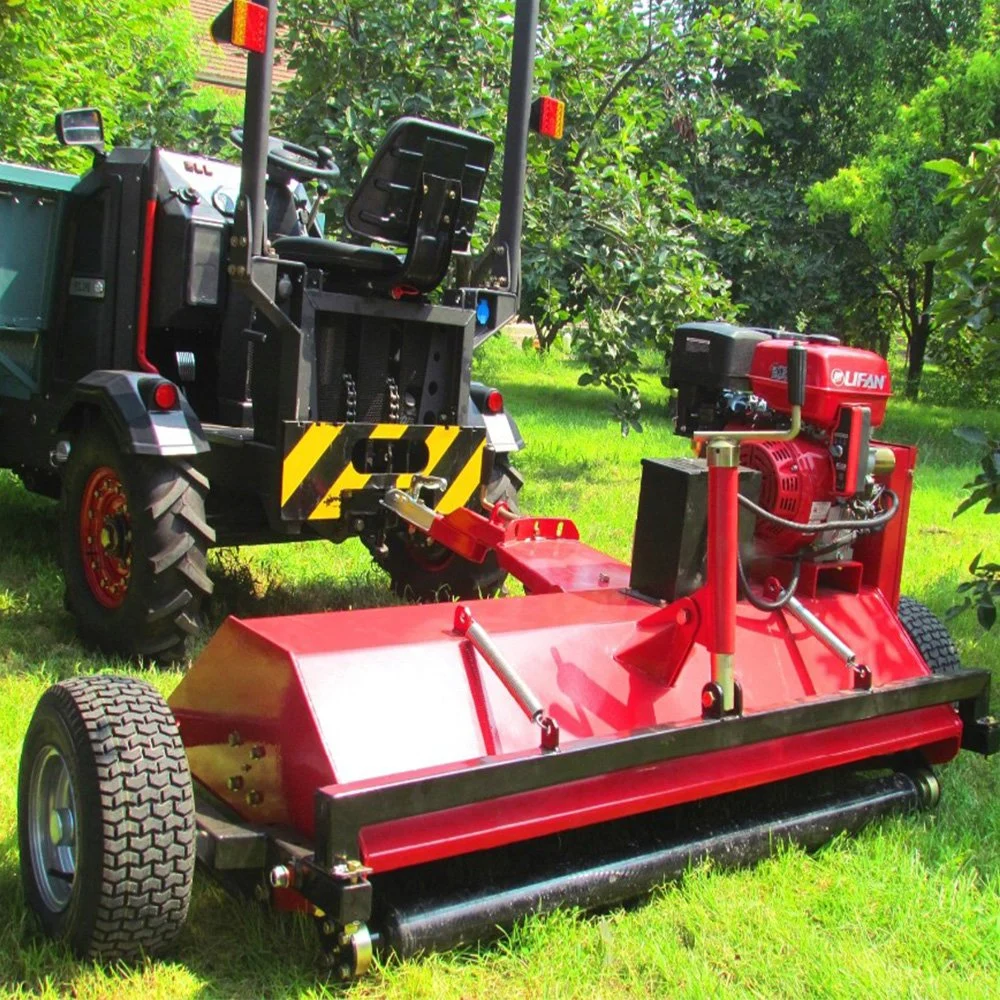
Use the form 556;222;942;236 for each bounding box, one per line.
171;579;996;951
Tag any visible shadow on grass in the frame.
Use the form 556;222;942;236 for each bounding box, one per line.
206;548;402;626
0;839;340;998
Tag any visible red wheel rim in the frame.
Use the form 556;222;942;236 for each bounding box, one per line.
79;466;132;609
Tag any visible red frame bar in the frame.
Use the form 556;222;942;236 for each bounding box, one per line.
349;706;961;871
135;197;158;373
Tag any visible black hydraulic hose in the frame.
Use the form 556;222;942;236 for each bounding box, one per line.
738;488;900;535
736;489;899;611
738;552;802;611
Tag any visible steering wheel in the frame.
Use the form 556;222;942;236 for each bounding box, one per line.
230;128;340;184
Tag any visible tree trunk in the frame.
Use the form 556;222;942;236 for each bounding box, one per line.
904;261;935;400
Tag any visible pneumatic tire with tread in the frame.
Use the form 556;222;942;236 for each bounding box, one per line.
17;675;195;959
897;595;961;675
376;460;521;602
60;424;214;662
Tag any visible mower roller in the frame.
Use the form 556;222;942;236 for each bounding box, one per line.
17;311;998;970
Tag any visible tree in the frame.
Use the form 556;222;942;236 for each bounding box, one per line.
277;0;816;429
807;27;1000;398
697;1;986;353
948;426;1000;631
924;139;1000;369
0;0;203;170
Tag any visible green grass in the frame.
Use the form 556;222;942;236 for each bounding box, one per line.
1;335;999;998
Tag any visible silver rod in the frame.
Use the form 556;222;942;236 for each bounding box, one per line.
786;596;856;666
466;621;543;721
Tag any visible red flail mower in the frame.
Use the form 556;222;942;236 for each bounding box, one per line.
18;324;998;975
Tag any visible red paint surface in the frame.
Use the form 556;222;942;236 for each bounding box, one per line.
350;706;959;871
750;339;890;425
171;581;966;869
135;198;158;373
708;462;738;657
855;442;916;609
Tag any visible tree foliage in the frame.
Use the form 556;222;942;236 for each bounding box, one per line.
695;0;984;351
922;138;1000;399
277;0;816;429
948;426;1000;631
806;10;1000;398
0;0;226;170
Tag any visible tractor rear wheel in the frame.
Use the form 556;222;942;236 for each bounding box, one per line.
897;595;961;675
18;675;195;959
60;424;214;662
376;459;521;602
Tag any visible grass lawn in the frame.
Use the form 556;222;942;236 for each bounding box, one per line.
1;335;999;999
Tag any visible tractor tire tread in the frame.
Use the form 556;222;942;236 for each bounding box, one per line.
376;462;520;602
61;426;213;662
897;595;961;675
18;676;194;959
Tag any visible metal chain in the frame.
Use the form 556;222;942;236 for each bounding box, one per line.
386;377;400;423
342;374;357;422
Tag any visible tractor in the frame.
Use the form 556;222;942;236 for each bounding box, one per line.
0;0;562;660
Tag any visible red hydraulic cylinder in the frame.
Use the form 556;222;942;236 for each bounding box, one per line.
706;440;740;711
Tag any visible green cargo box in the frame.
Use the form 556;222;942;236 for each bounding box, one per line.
0;161;78;399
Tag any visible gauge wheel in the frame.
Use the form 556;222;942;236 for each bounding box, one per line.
897;595;961;675
378;459;521;601
60;424;214;662
18;675;195;959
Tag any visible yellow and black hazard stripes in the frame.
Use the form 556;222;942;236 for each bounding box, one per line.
280;421;488;523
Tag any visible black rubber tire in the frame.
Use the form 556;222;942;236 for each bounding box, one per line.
897;595;961;675
18;675;196;959
60;425;215;662
376;460;521;601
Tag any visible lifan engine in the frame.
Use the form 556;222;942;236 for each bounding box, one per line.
669;323;895;561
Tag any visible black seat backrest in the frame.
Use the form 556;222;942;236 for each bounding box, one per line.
344;118;494;292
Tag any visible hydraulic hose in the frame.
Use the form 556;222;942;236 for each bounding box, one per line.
738;488;900;535
738;553;802;611
736;489;898;611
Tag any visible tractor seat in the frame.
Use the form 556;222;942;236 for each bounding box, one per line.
271;236;404;277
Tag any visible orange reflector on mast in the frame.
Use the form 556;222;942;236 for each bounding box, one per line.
230;0;268;53
531;96;565;140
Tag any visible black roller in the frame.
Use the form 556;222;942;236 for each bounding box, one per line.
372;769;935;958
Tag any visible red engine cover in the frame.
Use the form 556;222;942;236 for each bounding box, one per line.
749;340;890;428
741;438;835;556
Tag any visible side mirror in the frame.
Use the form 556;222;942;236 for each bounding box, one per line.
55;108;105;156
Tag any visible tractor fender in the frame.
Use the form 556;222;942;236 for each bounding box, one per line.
468;381;524;454
55;370;209;457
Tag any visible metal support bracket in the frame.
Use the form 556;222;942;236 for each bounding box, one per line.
701;680;744;720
